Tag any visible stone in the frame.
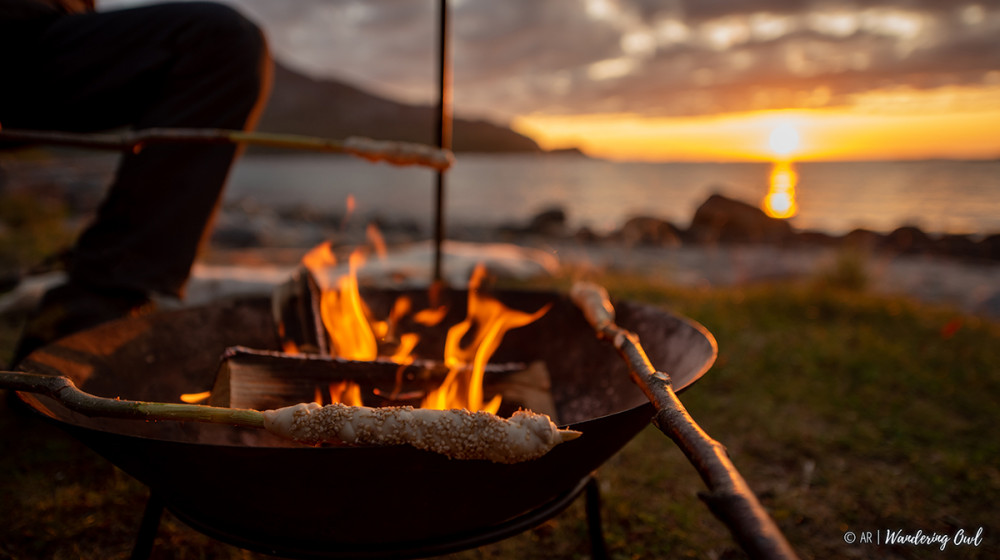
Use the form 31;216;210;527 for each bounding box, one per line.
526;207;567;237
841;228;883;251
688;193;793;244
617;216;682;247
884;226;933;254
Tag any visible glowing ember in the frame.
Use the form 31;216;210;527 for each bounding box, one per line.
180;391;211;404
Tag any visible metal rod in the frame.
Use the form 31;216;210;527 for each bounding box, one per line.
433;0;453;284
585;477;610;560
129;493;164;560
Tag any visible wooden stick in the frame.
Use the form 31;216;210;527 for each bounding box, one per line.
0;128;454;171
1;371;266;428
570;282;800;560
0;370;579;463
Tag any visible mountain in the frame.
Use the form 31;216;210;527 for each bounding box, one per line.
255;62;542;153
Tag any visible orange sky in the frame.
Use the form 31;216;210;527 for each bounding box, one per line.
156;0;1000;164
513;87;1000;162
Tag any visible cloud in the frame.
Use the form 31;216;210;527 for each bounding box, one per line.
102;0;1000;120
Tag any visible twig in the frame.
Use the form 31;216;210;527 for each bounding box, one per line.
0;127;454;171
570;282;800;560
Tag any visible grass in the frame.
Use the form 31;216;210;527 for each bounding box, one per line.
1;268;999;559
0;192;76;277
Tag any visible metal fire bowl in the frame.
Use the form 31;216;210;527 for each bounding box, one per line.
17;288;716;557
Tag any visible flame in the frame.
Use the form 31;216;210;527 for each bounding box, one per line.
342;195;356;231
422;265;551;414
316;249;379;361
329;380;363;407
367;222;387;259
413;306;448;326
292;245;548;413
302;241;337;276
180;391;211;404
311;380;363;407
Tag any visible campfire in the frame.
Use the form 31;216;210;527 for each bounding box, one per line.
2;194;796;559
267;240;553;416
169;238;580;464
8;273;718;554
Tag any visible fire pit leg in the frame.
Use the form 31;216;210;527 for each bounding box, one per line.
130;492;164;560
585;477;609;560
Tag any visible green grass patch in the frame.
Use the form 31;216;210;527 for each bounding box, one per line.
0;191;76;274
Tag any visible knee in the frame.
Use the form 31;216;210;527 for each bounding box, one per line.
174;2;272;96
181;2;269;63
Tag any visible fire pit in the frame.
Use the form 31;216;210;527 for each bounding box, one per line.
13;286;715;558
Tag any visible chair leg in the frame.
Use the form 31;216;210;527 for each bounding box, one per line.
130;492;164;560
585;476;609;560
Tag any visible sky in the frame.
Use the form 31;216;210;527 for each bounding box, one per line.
102;0;1000;162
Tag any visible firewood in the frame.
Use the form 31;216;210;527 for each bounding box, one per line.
210;346;558;420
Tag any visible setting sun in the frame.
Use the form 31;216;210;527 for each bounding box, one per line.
768;122;801;158
512;101;1000;162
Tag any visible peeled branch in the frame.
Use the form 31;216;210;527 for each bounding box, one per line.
262;402;581;463
0;128;454;171
0;371;578;464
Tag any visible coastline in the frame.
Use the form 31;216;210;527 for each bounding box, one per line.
3;152;1000;319
189;193;1000;319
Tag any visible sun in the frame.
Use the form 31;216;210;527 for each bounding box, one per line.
768;121;801;157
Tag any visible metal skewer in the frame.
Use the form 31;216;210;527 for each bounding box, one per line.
432;0;453;285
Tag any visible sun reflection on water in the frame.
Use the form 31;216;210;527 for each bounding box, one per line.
763;160;799;219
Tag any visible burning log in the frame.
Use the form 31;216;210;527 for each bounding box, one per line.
0;127;454;171
0;371;579;463
271;267;327;355
209;346;444;409
571;282;799;560
208;346;556;418
272;243;554;417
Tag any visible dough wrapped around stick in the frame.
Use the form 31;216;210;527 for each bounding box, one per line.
342;136;455;170
261;403;581;464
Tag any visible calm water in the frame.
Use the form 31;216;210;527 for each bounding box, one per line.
228;154;1000;237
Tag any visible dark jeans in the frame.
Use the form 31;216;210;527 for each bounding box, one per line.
0;2;272;298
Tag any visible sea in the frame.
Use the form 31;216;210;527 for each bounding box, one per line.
226;153;1000;238
3;151;999;238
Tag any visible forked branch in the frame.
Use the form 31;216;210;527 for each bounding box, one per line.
571;281;799;560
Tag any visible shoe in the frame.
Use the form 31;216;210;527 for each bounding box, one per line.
9;282;155;368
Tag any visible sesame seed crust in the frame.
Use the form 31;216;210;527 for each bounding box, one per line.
260;403;579;463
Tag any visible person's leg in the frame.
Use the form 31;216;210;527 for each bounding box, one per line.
4;2;271;365
6;2;272;298
4;2;272;297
